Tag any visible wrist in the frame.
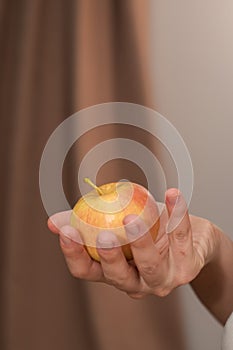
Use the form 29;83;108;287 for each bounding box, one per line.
190;221;233;324
207;223;231;267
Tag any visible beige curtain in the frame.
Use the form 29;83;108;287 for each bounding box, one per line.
0;1;186;349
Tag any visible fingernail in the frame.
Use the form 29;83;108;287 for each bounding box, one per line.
125;223;140;238
97;231;117;249
60;234;73;246
60;225;81;243
166;189;181;206
167;195;178;205
167;193;182;206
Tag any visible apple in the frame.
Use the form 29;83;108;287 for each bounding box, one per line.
70;178;160;262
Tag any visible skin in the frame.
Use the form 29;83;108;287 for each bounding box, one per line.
48;188;233;325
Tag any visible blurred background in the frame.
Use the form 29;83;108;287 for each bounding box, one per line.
1;1;233;349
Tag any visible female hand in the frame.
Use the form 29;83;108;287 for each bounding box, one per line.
48;188;218;299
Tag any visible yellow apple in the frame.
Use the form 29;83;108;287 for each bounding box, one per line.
71;179;160;261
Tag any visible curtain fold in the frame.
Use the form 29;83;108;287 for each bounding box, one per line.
0;1;186;349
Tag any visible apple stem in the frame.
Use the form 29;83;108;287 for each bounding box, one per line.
84;178;104;195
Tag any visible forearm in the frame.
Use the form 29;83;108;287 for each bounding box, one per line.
191;225;233;325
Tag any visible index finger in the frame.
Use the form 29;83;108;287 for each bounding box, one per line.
48;210;72;234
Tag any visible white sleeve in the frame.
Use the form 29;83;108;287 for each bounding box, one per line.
222;312;233;350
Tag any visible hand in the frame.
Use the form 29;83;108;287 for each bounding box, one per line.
48;188;218;298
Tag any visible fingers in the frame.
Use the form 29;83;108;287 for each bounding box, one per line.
59;225;104;281
47;190;196;296
97;231;141;293
48;210;72;234
123;215;168;288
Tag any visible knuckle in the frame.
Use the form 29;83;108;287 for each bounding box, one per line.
175;229;188;241
104;273;117;286
117;273;129;285
178;249;187;257
140;263;158;276
105;278;123;289
68;259;92;279
103;275;114;284
70;267;88;279
104;266;133;289
154;287;171;297
127;292;144;300
77;270;90;279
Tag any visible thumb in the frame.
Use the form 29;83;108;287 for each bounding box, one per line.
165;188;192;243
